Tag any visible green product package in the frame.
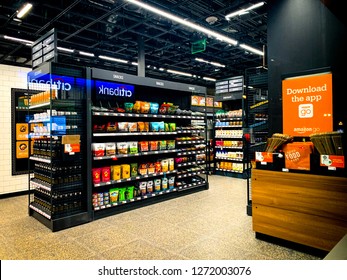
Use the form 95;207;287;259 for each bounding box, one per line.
130;163;138;177
118;188;126;201
124;102;133;113
126;186;134;200
159;140;167;150
169;123;176;132
128;141;138;154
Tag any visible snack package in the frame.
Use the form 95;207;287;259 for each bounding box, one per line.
147;162;155;174
150;122;159;132
117;142;128;154
168;176;175;189
130;163;138;177
137;122;146;132
101;167;111;182
159;140;167;151
138;163;148;175
111;165;121;180
105;142;116;156
164;123;169;132
162;176;168;190
168;158;175;171
118;122;129;132
154;161;161;173
149;140;159;151
128;122;137;132
92;168;102;184
126;186;135;200
169;123;176;132
159;103;171;114
128;141;138;154
140;102;150;114
109;188;119;203
93;124;106;132
133;101;142;113
124;102;133;113
146;180;154;193
139;181;147;195
92;143;105;157
121;164;131;179
167;140;175;150
138;141;149;152
161;159;169;172
154;178;161;192
150;102;159;114
118;188;126;201
158;121;165;132
106;122;118;132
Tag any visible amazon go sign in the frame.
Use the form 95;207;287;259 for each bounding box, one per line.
95;80;134;99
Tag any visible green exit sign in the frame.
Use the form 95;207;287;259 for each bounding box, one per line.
191;38;206;54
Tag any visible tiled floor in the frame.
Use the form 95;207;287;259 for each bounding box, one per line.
0;175;322;260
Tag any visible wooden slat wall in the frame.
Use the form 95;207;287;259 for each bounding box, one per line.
252;169;347;251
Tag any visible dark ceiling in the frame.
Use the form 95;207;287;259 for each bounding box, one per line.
0;0;267;86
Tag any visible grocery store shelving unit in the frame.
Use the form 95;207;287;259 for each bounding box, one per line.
213;113;246;178
213;76;251;179
190;94;216;174
27;62;91;231
244;66;268;216
88;68;209;220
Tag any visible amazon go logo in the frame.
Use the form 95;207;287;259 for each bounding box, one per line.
299;104;313;118
96;80;134;98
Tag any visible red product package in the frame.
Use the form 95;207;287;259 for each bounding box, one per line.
92;168;102;184
101;167;111;182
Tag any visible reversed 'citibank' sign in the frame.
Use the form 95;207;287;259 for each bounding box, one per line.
95;80;134;98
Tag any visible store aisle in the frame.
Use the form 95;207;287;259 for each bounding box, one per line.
0;175;321;260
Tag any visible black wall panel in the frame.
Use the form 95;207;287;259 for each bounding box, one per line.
267;0;347;134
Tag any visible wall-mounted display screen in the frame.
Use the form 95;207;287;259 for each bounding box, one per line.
282;71;333;137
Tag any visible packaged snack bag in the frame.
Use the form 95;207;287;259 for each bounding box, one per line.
101;166;111;182
111;165;121;180
121;164;131;179
109;188;119;203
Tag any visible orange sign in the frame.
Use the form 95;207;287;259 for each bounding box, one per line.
255;152;273;163
320;155;345;168
282;72;333;136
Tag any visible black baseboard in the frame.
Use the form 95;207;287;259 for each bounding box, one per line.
255;232;328;259
0;190;30;199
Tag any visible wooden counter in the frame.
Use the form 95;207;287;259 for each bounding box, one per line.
252;169;347;251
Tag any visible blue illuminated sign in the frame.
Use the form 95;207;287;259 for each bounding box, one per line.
27;74;76;91
95;80;134;98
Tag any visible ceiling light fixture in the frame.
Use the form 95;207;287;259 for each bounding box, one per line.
225;2;265;20
79;51;95;57
3;35;33;45
131;62;138;66
17;3;33;19
125;0;238;46
99;55;128;63
203;77;216;82
57;47;74;53
195;58;225;68
167;69;193;77
239;44;264;56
